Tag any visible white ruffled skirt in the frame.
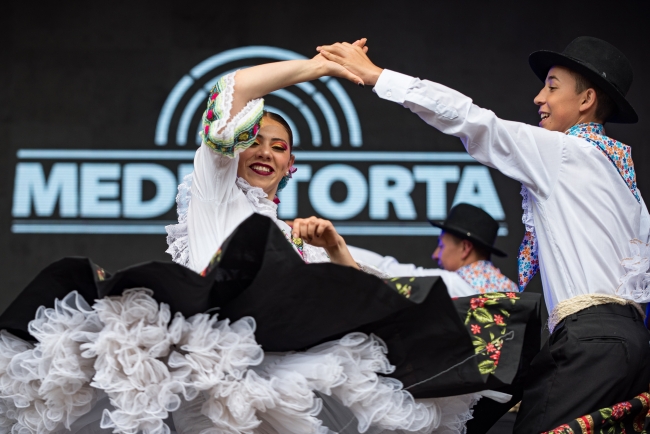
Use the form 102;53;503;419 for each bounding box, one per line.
0;289;485;434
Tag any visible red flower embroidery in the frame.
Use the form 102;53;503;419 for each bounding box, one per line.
471;324;481;334
494;314;504;325
506;292;516;298
470;298;486;309
485;343;496;353
611;402;632;419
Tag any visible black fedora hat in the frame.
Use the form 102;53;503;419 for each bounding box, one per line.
529;36;637;124
428;203;506;257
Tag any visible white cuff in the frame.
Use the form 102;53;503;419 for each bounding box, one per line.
373;69;417;104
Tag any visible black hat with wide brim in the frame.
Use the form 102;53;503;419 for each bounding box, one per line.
428;203;507;257
529;36;637;124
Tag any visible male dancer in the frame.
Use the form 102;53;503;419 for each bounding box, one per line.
349;203;517;294
318;37;650;432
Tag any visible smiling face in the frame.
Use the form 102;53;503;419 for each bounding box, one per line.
237;116;295;200
534;66;597;132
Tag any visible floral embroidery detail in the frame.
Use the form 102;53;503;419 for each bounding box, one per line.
634;393;650;432
200;247;222;277
93;264;107;282
383;277;419;299
517;185;539;291
470;297;486;309
609;402;633;420
464;292;520;375
282;229;304;260
543;392;650;434
545;424;574;434
566;123;640;203
395;281;413;298
201;73;263;158
518;229;539;291
456;260;518;293
292;236;305;257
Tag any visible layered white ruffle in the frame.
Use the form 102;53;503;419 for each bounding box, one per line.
0;289;482;434
0;292;102;434
165;173;193;268
80;289;186;434
520;185;535;234
205;72;237;146
617;239;650;303
235;177;279;222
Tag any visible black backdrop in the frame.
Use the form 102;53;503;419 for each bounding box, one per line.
1;0;649;314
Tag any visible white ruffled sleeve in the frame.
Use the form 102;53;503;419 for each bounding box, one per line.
192;71;265;203
615;195;650;303
165;173;193;268
617;239;650;303
166;71;266;271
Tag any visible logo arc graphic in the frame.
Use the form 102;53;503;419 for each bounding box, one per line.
155;46;362;148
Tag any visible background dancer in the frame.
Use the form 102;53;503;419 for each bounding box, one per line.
349;203;517;295
318;36;650;433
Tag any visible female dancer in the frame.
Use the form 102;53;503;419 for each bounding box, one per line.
166;45;367;273
0;43;525;434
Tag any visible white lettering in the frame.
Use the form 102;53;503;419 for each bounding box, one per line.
10;158;509;231
413;166;460;219
12;163;78;217
123;164;176;218
309;165;367;220
81;163;120;217
369;165;416;220
453;166;505;219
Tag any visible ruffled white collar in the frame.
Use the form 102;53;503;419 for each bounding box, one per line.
235;177;278;222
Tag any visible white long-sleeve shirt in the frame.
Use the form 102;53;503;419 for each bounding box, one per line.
346;246;476;297
373;69;650;312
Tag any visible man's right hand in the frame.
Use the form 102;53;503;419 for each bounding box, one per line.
317;38;384;86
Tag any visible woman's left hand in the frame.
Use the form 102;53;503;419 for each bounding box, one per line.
292;216;342;249
291;216;359;269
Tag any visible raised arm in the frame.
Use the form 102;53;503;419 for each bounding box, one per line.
317;41;565;199
228;57;364;122
193;42;367;203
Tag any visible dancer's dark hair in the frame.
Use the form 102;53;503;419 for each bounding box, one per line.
262;111;293;148
568;70;616;123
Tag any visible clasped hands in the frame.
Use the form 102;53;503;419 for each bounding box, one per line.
313;38;384;87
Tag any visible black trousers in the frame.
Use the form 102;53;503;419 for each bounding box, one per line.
513;303;650;433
